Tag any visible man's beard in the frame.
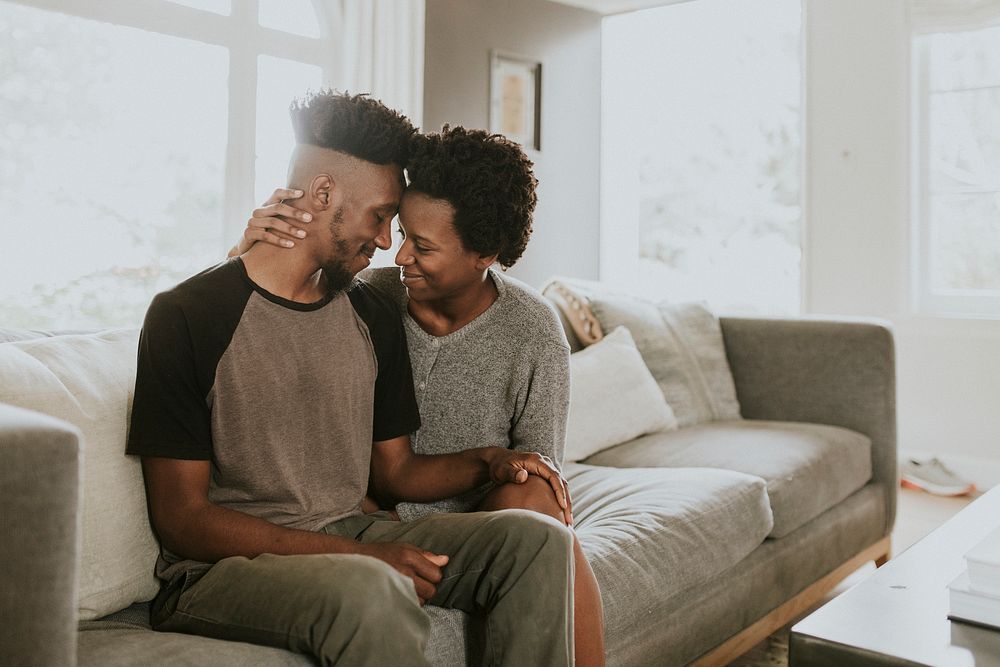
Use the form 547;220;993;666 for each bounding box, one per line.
320;207;357;294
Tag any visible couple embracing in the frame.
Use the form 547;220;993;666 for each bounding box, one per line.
127;90;604;666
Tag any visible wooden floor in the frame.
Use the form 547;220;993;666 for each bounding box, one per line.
729;485;980;666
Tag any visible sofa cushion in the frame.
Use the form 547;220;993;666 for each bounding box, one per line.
0;328;96;344
0;329;159;620
565;326;677;462
543;278;741;427
565;463;773;653
78;624;313;667
583;420;873;538
82;601;469;666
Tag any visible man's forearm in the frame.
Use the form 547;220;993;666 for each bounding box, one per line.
378;446;498;504
157;500;362;564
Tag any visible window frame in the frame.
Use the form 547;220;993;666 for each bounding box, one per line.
911;34;1000;318
6;0;335;244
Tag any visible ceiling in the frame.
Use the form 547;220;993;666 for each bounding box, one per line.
546;0;693;15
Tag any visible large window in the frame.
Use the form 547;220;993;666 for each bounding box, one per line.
0;0;329;329
602;0;802;314
913;25;1000;317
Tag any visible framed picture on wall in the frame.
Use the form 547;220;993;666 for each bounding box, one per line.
489;51;541;151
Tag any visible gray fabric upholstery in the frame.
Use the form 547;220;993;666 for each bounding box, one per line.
0;328;96;343
542;279;741;426
565;464;773;659
423;606;471;666
0;313;898;665
719;317;898;534
85;601;470;666
82;602;469;666
657;484;887;666
78;625;313;667
591;298;742;427
94;602;153;627
0;328;47;343
86;599;469;666
0;403;82;667
583;420;872;538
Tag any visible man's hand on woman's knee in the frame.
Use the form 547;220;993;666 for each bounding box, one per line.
484;449;573;525
480;474;574;526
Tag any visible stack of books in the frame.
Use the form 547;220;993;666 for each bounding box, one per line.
949;525;1000;631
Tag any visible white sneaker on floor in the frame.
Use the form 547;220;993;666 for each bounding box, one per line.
900;457;976;496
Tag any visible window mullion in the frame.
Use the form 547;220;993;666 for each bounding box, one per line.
222;0;260;247
914;38;933;312
255;30;326;65
7;0;231;47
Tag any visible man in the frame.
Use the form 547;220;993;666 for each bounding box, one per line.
126;91;575;666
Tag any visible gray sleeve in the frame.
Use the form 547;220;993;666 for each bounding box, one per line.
509;341;570;468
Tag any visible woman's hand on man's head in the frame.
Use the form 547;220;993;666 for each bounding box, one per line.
228;187;313;257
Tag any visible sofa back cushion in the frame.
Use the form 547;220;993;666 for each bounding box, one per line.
544;279;741;427
0;329;159;620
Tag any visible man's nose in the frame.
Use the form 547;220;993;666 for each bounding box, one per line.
374;219;392;250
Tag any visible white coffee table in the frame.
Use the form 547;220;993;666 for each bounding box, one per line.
790;485;1000;666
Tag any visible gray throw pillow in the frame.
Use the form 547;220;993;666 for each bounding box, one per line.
546;278;741;427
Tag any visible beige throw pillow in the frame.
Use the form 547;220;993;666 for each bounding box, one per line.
541;279;605;349
565;326;678;462
0;329;160;620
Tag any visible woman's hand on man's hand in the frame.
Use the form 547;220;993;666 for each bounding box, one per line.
227;188;313;258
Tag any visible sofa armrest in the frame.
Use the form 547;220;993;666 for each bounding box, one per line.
719;317;897;535
0;403;82;666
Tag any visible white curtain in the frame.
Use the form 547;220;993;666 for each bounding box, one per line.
911;0;1000;33
326;0;425;130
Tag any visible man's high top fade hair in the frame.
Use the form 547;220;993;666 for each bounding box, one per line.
289;89;416;166
406;126;538;269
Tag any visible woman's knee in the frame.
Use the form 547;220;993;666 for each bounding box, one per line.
481;475;565;522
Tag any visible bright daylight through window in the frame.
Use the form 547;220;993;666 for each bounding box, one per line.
603;0;802;315
0;0;324;329
914;25;1000;317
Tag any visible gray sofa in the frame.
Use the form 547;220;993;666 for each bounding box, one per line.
0;292;897;666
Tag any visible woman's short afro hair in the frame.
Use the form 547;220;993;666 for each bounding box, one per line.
405;126;537;268
289;89;416;166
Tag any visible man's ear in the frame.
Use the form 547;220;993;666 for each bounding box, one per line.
310;174;335;210
475;253;499;271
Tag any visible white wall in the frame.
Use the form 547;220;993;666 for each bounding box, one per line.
803;0;1000;487
422;0;603;289
802;0;910;317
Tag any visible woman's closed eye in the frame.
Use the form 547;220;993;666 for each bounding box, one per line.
398;227;430;253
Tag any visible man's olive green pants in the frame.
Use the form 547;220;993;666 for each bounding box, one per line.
152;509;575;666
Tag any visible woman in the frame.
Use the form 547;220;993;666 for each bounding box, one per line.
234;126;605;665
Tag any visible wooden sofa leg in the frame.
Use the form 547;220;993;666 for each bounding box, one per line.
875;552;889;568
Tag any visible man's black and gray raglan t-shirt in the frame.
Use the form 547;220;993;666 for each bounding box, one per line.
126;257;420;581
